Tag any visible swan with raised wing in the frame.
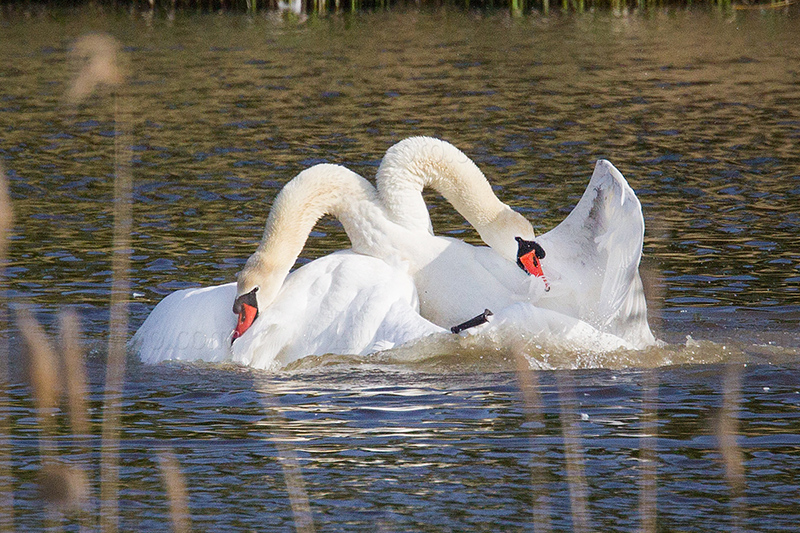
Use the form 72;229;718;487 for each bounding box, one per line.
132;162;590;369
375;136;655;348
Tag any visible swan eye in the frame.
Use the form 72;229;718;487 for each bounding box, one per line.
232;287;259;314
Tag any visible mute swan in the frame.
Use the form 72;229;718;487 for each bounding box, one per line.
132;164;447;367
231;162;536;339
373;137;655;348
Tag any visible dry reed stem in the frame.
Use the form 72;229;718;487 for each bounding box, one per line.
66;32;129;533
99;92;132;532
17;309;60;445
638;370;658;533
59;311;90;442
16;309;69;528
58;310;91;529
0;163;14;531
66;34;123;106
156;451;191;533
511;347;552;533
0;165;11;263
255;383;316;533
556;372;590;533
719;364;746;531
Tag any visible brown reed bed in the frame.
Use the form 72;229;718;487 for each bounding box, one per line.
2;32;195;532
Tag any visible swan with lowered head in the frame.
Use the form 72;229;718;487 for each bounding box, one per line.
230;161;538;342
132;163;446;368
374;136;655;348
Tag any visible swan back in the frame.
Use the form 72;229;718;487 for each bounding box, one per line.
376;136;535;262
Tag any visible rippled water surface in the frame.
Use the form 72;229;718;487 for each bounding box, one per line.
1;6;799;531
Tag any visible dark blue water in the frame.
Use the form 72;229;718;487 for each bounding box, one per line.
1;7;799;531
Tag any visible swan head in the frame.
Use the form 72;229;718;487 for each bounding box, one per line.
232;286;259;341
231;254;286;343
477;207;537;263
515;236;550;291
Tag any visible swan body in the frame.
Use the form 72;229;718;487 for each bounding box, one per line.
131;282;238;364
132;253;446;368
476;302;635;353
231;251;445;369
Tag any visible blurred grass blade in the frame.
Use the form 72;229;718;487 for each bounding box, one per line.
66;34;123;106
512;347;552;533
0;163;14;531
60;311;90;441
720;364;746;532
157;451;191;533
17;309;60;444
557;372;590;533
255;381;316;533
67;32;131;533
639;370;658;533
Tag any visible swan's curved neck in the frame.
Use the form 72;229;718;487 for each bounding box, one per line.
376;136;535;261
237;164;381;306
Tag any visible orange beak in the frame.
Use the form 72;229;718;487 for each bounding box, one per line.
519;250;545;279
232;288;259;343
232;302;258;342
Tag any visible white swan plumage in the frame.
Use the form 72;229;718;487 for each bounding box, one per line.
131;137;655;369
373;137;655;348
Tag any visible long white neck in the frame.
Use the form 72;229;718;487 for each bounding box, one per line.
237;164;384;307
376;136;535;262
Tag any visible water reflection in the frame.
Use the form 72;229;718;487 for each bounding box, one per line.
1;9;800;530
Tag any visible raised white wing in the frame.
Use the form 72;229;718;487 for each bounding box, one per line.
535;160;655;348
